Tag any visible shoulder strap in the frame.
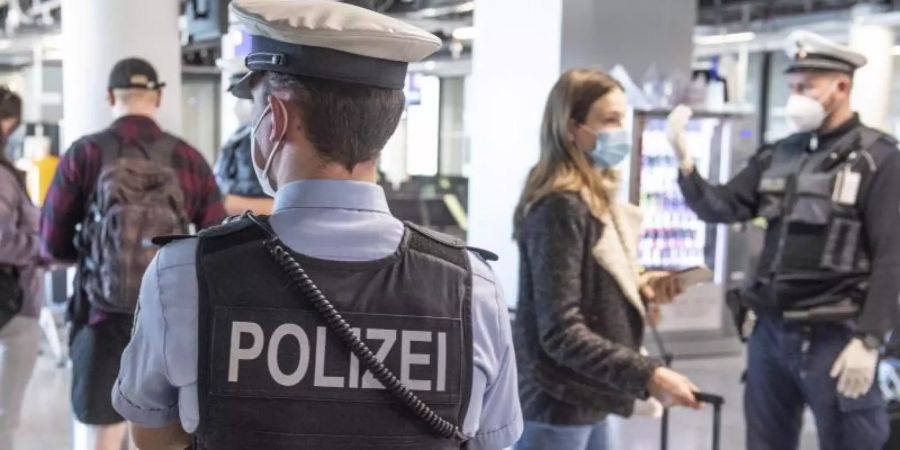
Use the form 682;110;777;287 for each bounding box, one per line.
818;127;891;172
89;129;122;166
404;221;499;264
467;246;499;262
151;234;194;247
404;221;465;247
404;221;470;271
859;127;896;150
147;132;180;167
198;214;262;239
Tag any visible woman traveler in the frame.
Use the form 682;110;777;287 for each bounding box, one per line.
0;86;42;450
513;69;701;450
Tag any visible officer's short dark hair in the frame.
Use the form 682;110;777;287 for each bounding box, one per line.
263;72;405;171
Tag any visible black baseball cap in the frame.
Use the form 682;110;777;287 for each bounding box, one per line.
108;57;166;90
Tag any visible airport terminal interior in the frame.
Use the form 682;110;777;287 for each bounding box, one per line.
3;0;900;449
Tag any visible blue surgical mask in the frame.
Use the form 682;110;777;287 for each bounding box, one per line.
585;127;632;167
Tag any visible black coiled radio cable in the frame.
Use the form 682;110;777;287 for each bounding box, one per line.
247;214;468;445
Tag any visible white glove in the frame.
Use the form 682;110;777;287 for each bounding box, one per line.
830;338;879;399
665;105;694;172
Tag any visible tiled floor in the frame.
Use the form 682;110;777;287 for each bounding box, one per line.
13;349;820;450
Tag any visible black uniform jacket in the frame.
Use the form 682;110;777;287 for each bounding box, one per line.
678;114;900;340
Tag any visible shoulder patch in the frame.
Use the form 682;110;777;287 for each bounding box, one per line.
404;221;465;248
467;246;499;262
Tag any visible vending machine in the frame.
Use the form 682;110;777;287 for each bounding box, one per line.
627;108;759;357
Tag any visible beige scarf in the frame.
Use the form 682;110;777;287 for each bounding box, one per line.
579;189;646;318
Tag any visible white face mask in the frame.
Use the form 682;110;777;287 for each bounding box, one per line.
251;102;288;197
784;94;827;132
784;82;838;133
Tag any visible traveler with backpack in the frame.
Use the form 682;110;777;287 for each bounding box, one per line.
0;86;42;450
40;58;225;450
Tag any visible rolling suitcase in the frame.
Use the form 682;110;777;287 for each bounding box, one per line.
887;400;900;450
650;324;725;450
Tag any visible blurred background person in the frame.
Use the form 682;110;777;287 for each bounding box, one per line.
40;58;224;450
0;88;23;163
511;68;700;450
0;86;41;450
214;71;273;216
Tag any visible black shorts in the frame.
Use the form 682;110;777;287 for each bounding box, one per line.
70;315;133;425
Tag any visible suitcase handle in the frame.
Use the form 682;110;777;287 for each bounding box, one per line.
694;391;724;407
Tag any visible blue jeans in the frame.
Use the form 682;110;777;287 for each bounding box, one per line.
745;317;889;450
515;420;609;450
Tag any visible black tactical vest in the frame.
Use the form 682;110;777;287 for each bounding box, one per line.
753;126;895;312
193;218;473;450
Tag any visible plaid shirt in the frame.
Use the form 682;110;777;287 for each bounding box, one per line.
40;115;225;322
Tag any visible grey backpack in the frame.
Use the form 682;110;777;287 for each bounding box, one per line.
76;131;188;314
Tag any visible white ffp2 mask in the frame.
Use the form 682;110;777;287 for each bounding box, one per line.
784;94;827;132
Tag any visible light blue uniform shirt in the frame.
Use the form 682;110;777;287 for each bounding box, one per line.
113;179;523;450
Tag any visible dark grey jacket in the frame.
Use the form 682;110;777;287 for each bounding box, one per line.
678;115;900;340
0;162;42;318
514;192;660;425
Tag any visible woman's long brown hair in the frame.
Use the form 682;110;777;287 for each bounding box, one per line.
512;68;623;238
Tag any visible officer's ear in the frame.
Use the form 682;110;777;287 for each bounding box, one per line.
267;95;290;143
154;90;163;108
836;75;853;96
106;89;115;107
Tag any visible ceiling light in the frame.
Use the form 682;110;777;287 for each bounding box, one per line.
694;32;756;46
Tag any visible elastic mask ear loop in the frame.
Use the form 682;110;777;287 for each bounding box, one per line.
252;104;272;135
260;100;289;178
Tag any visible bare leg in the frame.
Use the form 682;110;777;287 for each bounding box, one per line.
72;421;128;450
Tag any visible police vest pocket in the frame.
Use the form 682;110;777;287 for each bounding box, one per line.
821;218;862;271
787;174;834;225
757;177;786;219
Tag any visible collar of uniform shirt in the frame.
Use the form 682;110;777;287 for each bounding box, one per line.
273;179;391;215
817;112;860;148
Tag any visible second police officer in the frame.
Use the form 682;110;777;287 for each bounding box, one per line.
112;1;523;449
667;31;899;450
214;69;274;216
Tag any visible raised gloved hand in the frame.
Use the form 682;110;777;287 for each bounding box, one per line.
830;337;879;399
665;105;695;173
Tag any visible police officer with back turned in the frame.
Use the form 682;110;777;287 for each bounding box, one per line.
667;30;898;450
112;1;523;450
